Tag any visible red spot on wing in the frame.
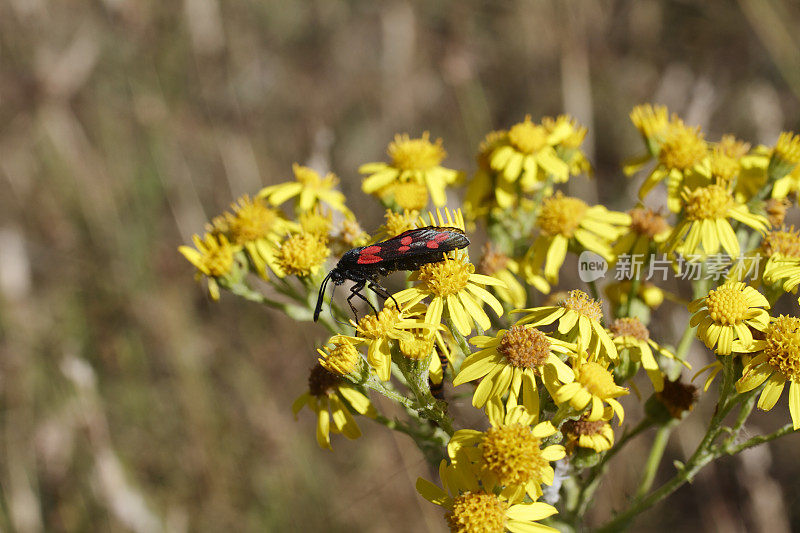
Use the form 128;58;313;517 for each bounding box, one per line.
400;235;413;245
398;245;410;252
426;241;439;249
357;245;383;264
358;254;382;264
433;232;449;242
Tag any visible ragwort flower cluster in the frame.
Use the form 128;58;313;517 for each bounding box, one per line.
179;106;800;532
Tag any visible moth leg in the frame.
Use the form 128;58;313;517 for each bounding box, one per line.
347;280;377;319
368;281;399;312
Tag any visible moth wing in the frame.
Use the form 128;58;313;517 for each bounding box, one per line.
376;227;469;260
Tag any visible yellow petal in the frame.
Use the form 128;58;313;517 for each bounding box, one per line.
330;397;360;439
757;373;787;411
472;366;503;408
292;393;311;418
453;353;503;385
587;396;604;420
415;478;449;506
425;296;444;326
736;361;773;393
506;519;560;533
459;291;492;331
506;502;559;522
469;273;507;287
790;381;800;430
338;386;375;417
465;283;504;317
361;168;401;193
316;407;332;450
447;294;472;336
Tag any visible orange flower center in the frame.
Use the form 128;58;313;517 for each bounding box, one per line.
497;326;550;369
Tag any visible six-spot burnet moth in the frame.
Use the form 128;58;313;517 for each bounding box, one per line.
313;226;470;322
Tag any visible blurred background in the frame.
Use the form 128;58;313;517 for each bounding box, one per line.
1;0;800;531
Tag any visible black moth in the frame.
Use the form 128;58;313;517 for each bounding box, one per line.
313;226;470;321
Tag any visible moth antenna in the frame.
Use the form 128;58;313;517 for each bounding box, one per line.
314;271;334;322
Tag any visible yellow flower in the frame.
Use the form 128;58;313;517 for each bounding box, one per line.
360;132;459;207
562;415;615;454
629;104;669;150
465;130;510;214
489;115;572;190
397;326;438;361
552;357;629;423
663;183;770;258
688;281;770;355
416;456;559;533
393;255;506;337
542;115;591;176
478;244;537;308
298;206;333;240
275;232;330;278
709;135;750;183
178;233;242;300
736;315;800;429
331;218;370;252
222;194;294;242
729;226;800;284
376;180;430;211
259;163;351;216
514;290;619;363
218;194;297;278
375;208;420;240
609;317;689;392
352;303;432;381
453;325;575;414
732;147;770;202
635;114;710;212
613;206;671;258
316;335;364;377
447;406;566;502
523;192;630;285
764;256;800;298
771;163;800;200
292;362;376;450
768;131;800;181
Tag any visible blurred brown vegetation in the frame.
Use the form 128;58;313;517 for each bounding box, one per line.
1;0;800;531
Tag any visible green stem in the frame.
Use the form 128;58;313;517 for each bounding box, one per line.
226;279;343;333
227;281;287;309
675;324;696;362
573;417;654;516
550;405;578;428
363;378;415;409
721;390;757;450
445;315;472;375
397;355;455;436
587;279;599;301
372;414;416;436
621;275;642;318
561;476;581;515
595;357;738;532
635;421;676;500
724;423;797;455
